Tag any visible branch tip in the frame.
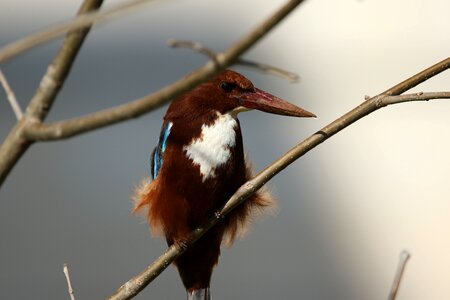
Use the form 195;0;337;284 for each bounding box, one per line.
0;68;23;120
388;250;411;300
63;263;76;300
237;59;300;83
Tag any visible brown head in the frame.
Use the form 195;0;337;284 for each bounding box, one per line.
165;69;316;121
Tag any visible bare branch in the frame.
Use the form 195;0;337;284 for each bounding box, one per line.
63;263;76;300
383;91;450;105
385;57;450;95
108;56;450;300
23;0;307;142
236;59;299;82
0;0;154;64
0;0;104;187
388;250;411;300
167;39;219;64
168;39;299;82
0;68;23;119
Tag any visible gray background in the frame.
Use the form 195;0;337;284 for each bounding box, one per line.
1;0;450;299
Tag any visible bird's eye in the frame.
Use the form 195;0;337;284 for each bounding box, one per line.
220;81;235;93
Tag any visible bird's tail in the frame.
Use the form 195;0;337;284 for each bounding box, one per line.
187;288;211;300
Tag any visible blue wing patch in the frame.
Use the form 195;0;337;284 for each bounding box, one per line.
150;121;173;180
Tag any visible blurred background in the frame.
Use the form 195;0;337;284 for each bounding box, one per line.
1;0;449;299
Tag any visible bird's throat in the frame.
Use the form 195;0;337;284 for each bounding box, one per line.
183;112;238;181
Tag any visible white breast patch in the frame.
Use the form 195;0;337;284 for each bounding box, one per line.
183;112;238;181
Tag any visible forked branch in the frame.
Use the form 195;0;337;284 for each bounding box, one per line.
0;0;104;186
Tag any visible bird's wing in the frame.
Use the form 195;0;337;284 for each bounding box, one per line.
150;121;173;180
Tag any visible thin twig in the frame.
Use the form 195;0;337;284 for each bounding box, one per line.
167;39;219;64
236;59;299;82
108;56;450;300
0;0;154;64
388;250;411;300
63;263;76;300
0;68;23;119
383;91;450;105
168;39;299;82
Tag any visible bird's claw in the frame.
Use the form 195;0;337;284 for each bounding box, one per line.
214;210;224;219
175;238;190;251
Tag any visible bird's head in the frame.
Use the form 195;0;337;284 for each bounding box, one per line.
165;69;315;121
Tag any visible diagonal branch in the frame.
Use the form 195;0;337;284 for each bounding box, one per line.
63;263;76;300
0;68;23;119
388;250;411;300
108;57;450;300
23;0;307;142
385;58;450;95
26;0;105;122
0;0;154;64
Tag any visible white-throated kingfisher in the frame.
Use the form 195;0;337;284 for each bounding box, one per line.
134;70;315;300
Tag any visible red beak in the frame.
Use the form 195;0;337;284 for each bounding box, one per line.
238;88;316;118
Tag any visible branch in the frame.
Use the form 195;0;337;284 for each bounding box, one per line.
0;0;104;186
23;0;307;142
63;263;76;300
168;39;299;82
167;39;219;63
108;57;450;300
0;68;23;119
383;91;450;105
236;59;299;82
388;250;411;300
0;0;154;64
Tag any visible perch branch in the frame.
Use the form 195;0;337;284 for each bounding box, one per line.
23;0;307;142
168;39;299;82
0;0;154;64
108;56;450;300
0;0;104;186
388;250;411;300
0;68;23;119
63;263;76;300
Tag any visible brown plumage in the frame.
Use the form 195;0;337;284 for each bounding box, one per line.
134;160;272;291
133;70;315;298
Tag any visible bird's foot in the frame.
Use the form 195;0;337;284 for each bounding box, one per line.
214;210;224;219
174;238;190;251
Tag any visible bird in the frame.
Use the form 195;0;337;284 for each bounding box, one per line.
133;69;315;300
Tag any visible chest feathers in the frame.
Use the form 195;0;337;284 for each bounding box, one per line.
183;112;238;181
